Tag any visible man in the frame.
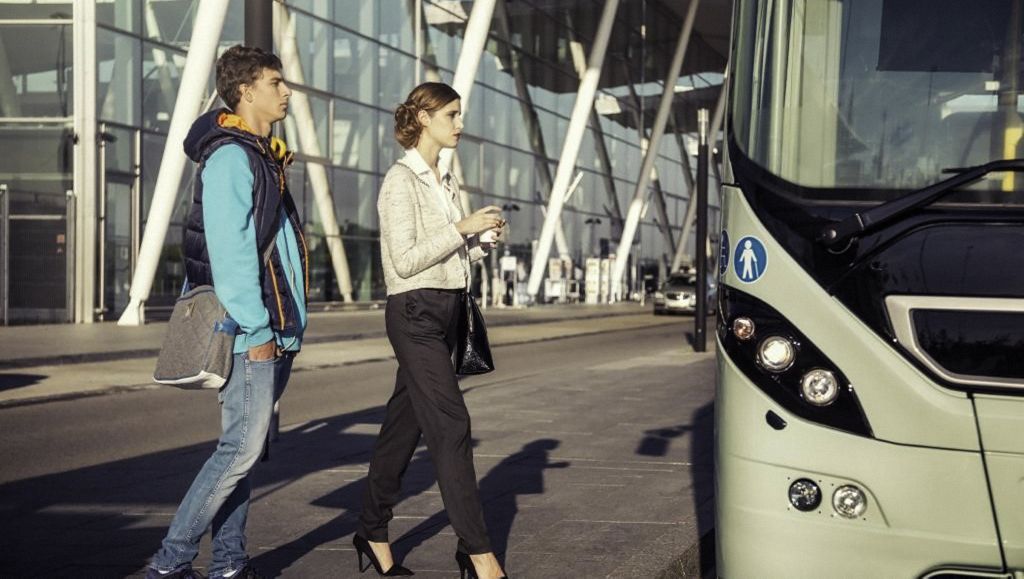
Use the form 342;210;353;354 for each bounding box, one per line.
147;45;308;579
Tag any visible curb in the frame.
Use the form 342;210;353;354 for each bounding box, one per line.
0;309;647;370
0;314;691;409
658;530;716;579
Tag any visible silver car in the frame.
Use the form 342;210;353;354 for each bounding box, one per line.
652;273;717;315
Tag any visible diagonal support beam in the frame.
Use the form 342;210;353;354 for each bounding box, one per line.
589;110;623;223
119;0;228;325
611;0;700;300
493;0;571;259
566;14;622;227
526;0;621;299
275;3;354;301
620;61;676;257
438;0;497;217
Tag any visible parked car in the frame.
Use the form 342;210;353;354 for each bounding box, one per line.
652;272;717;315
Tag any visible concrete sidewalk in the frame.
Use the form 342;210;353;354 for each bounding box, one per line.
0;304;693;408
0;303;648;369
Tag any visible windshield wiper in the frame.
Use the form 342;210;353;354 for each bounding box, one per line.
817;158;1024;248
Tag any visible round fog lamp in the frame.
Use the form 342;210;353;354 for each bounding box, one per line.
732;317;756;341
788;478;821;511
757;336;795;372
833;485;867;518
801;368;839;406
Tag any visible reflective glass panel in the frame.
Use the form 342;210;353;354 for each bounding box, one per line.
289;10;332;92
378;46;415;107
334;0;375;36
333;99;376;171
378;0;415;54
0;25;73;118
97;0;141;33
141;40;186;131
333;27;375;104
98;28;141;125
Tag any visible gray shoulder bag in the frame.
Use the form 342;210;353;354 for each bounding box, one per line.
153;243;274;389
152;284;238;389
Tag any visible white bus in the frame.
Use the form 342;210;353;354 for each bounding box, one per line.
715;1;1024;577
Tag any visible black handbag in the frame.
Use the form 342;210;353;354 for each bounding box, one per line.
456;293;495;375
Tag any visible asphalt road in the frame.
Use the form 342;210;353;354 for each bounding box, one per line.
0;321;716;578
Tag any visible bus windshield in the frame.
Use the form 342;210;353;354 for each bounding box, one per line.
732;0;1024;204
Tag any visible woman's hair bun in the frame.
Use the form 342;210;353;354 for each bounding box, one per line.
394;102;422;149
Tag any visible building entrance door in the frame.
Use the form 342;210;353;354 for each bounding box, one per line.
101;176;137;319
0;183;73;325
98;124;141;320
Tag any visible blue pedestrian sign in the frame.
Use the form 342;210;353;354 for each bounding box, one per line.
733;236;767;283
719;230;730;277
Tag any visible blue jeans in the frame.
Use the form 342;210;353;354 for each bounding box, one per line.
150;352;292;577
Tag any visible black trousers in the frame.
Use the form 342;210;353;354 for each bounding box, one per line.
357;288;492;555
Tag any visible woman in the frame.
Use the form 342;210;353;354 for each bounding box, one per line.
352;82;509;579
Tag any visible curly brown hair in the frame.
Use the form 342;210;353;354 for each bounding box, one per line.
394;82;461;149
215;45;283;110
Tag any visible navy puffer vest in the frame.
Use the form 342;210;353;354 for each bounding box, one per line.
182;109;308;333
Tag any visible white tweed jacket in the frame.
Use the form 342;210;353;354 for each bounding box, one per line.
378;152;488;296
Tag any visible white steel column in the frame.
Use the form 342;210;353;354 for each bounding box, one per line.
526;0;620;299
610;0;699;300
499;0;570;260
438;0;497;176
275;3;354;302
620;67;677;257
73;0;98;323
671;76;726;273
118;0;228;325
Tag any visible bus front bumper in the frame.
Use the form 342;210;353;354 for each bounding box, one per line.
715;343;1005;578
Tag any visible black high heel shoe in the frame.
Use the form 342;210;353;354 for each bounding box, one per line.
454;551;508;579
352;535;414;576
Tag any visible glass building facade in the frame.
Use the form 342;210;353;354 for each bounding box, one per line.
0;0;725;324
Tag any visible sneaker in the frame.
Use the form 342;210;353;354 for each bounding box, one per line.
145;565;206;579
212;564;265;579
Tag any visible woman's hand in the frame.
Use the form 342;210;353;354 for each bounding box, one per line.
456;205;505;237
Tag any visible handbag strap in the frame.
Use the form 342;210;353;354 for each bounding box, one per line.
464;290;475;333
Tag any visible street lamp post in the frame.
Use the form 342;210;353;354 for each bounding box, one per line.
694;109;709;352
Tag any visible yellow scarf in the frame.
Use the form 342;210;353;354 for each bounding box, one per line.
217;112;293;165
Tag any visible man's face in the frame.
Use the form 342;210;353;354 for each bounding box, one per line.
241;67;291;125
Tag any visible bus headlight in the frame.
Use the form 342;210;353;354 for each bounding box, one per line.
800;369;839;406
833;485;867;518
719;287;873;437
732;316;756;341
757;336;795;372
788;478;821;511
